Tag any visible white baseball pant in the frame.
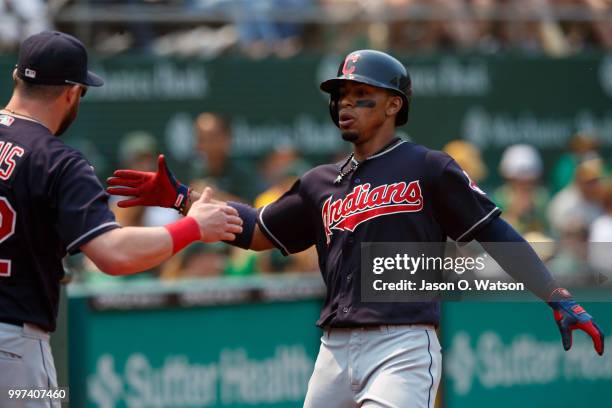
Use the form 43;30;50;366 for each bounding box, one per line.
0;322;60;408
304;324;441;408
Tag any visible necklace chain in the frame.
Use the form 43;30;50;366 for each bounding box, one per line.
334;138;401;185
1;108;44;125
334;154;359;185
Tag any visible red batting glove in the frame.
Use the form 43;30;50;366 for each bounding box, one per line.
106;154;190;213
548;288;604;355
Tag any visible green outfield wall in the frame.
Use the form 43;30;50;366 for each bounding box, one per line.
441;295;612;407
67;276;612;408
67;276;326;408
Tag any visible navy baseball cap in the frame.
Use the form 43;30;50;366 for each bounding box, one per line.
16;31;103;87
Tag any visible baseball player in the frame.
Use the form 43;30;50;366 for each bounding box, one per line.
0;31;242;407
108;50;604;408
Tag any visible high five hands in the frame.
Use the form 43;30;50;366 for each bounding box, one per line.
188;187;242;242
107;156;242;242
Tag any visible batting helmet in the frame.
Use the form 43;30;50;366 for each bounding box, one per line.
320;50;412;127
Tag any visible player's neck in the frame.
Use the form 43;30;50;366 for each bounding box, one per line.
352;128;397;162
4;96;56;133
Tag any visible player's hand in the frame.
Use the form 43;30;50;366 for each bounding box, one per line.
548;288;604;355
106;154;190;213
188;187;242;242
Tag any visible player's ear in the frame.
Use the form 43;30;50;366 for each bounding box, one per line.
65;85;80;104
385;95;402;118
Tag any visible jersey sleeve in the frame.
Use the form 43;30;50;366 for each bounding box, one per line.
257;178;317;255
50;153;120;254
426;151;501;242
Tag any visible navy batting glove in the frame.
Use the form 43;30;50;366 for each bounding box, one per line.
548;288;604;355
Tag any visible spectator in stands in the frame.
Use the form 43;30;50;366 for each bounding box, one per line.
0;0;51;51
32;0;612;55
498;0;569;55
385;0;479;51
588;180;612;279
493;144;550;234
254;148;318;273
464;0;505;53
152;0;239;57
0;0;19;50
191;112;259;203
590;180;612;242
442;139;488;184
227;0;309;58
548;157;604;236
186;0;312;58
160;242;229;280
546;218;596;285
362;0;610;53
256;146;307;205
556;0;612;51
550;131;601;194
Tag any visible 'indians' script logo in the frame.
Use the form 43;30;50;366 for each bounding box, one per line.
322;181;423;243
342;54;361;77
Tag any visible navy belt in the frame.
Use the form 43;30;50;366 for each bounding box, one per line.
0;317;25;327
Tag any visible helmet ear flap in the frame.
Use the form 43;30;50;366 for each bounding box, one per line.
329;91;340;128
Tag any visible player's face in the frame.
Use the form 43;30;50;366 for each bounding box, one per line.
56;85;85;136
195;123;231;160
336;82;400;143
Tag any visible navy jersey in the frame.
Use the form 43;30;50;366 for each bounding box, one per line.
0;114;119;331
257;139;500;328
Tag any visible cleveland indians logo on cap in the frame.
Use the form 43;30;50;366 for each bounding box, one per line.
342;53;361;78
322;181;423;243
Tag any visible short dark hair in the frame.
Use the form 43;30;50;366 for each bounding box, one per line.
14;77;67;101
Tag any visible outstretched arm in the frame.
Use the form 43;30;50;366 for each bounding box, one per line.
107;155;274;251
82;226;174;275
475;217;604;355
184;190;274;251
250;225;276;251
83;188;243;275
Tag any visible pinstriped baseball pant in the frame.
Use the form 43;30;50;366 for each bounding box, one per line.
303;325;442;408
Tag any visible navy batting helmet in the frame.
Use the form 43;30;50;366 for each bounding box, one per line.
320;50;412;127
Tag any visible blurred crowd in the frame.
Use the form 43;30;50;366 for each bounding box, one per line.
0;0;52;50
16;0;606;285
65;109;612;287
69;112;319;284
445;133;611;286
1;0;611;57
377;0;612;55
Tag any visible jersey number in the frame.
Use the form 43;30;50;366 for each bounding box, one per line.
0;197;16;277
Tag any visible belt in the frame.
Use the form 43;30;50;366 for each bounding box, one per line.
0;319;50;340
0;317;25;327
